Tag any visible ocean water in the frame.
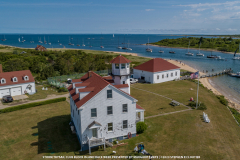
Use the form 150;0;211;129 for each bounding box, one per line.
1;34;240;104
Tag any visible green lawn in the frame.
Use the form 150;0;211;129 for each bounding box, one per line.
131;86;188;117
1;81;240;159
27;85;67;100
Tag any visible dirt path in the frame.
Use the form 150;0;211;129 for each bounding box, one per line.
0;94;69;109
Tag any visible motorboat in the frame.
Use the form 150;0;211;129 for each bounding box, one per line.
169;51;175;53
229;72;240;78
214;56;225;60
196;53;204;56
159;50;164;53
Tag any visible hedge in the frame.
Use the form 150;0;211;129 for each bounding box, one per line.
136;121;147;134
0;97;66;114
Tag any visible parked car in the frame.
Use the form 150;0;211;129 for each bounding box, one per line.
1;95;13;103
129;78;138;84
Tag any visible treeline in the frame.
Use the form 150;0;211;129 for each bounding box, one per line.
0;49;113;81
151;37;240;52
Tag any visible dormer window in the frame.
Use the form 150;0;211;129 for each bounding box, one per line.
13;77;18;82
1;78;6;84
24;76;29;81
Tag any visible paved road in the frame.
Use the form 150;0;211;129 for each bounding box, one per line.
0;94;69;109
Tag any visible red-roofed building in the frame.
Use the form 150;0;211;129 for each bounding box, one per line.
133;58;180;83
68;69;144;152
35;45;47;51
0;70;36;98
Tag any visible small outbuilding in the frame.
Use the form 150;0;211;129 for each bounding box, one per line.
35;45;47;51
133;58;180;83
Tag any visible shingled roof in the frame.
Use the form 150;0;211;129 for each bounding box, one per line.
110;55;131;64
134;58;180;73
0;70;35;87
68;71;136;108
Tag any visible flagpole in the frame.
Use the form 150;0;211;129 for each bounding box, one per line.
196;71;200;109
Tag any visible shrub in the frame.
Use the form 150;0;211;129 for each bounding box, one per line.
136;122;147;134
228;107;240;124
217;95;228;106
197;103;207;110
58;87;68;92
0;97;66;114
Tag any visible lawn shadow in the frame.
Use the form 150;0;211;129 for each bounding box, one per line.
31;114;80;154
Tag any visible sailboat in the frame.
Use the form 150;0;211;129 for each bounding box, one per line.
82;38;85;46
207;39;217;58
233;44;240;60
100;34;104;48
30;38;34;43
76;38;80;46
39;37;43;43
122;36;127;50
68;37;72;45
44;36;47;44
169;47;175;53
1;35;6;41
146;38;152;52
185;41;194;56
113;34;114;38
127;40;132;50
21;36;25;43
196;41;204;56
48;36;51;45
117;37;122;49
18;37;21;42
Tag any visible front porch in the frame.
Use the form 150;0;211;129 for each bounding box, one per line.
136;104;145;123
88;137;105;154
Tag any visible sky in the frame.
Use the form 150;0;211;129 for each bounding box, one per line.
1;0;240;34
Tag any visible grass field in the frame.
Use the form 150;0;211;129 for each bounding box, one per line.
27;85;67;100
1;81;240;160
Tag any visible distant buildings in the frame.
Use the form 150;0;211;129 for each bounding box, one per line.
68;55;144;152
133;58;180;83
35;45;47;51
0;66;36;98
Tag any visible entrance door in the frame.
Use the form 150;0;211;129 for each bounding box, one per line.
141;76;145;80
11;87;22;96
92;128;98;138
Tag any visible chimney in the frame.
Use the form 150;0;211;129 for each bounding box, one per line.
88;71;92;78
0;64;2;73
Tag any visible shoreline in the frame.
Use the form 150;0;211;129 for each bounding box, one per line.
1;44;239;110
147;44;235;55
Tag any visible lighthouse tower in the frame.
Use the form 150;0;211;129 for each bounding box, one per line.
110;55;131;93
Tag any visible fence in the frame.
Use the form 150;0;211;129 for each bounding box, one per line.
47;70;109;88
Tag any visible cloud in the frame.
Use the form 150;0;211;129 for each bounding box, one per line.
145;9;155;11
175;1;240;8
216;28;220;30
227;28;238;31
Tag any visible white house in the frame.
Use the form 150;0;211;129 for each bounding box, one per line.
68;55;144;152
0;69;36;98
133;58;180;84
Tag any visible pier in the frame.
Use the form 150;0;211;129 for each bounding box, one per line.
180;69;233;80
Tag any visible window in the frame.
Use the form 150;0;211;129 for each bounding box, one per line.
175;72;177;76
115;64;119;69
167;74;169;78
92;128;97;138
121;63;126;69
13;77;17;82
24;76;29;80
123;81;125;84
171;73;173;77
162;74;164;79
157;75;159;79
127;63;129;68
108;123;113;131
122;104;128;113
123;120;128;129
1;78;5;84
91;108;97;117
107;90;112;98
78;110;79;115
107;106;113;115
73;110;74;117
